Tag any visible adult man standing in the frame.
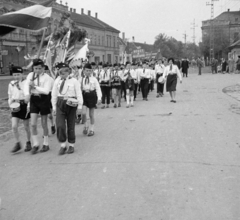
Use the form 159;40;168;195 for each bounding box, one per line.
197;57;203;75
181;58;189;77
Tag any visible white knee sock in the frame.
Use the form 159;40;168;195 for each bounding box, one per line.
130;96;134;104
126;95;130;104
43;136;49;145
32;135;39;146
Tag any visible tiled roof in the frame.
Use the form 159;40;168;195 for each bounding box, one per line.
70;12;120;33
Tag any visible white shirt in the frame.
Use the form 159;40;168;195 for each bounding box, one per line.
163;64;182;80
155;64;165;74
130;69;140;83
51;76;83;111
24;72;52;96
99;69;111;82
139;68;151;79
49;76;54;92
8;80;27;105
81;76;102;101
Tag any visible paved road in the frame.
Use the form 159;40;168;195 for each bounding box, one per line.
0;71;240;220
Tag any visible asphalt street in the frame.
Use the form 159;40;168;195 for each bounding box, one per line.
0;70;240;220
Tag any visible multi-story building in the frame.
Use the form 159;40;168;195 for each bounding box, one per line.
70;8;120;64
0;0;120;74
201;9;240;58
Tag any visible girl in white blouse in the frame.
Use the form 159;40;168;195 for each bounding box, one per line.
163;58;182;103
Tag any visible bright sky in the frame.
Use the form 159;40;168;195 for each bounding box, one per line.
64;0;240;45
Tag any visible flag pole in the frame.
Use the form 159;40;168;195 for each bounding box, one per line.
37;28;46;59
43;33;53;61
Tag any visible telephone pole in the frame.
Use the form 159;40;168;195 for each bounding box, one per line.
183;31;187;45
191;19;198;44
206;0;219;61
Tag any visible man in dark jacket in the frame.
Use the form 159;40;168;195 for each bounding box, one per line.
181;58;189;77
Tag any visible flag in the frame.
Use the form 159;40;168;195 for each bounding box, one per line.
0;0;53;36
53;30;71;65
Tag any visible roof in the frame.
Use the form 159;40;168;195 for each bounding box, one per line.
215;11;240;21
229;39;240;49
70;12;120;33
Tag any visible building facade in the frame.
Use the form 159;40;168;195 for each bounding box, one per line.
0;0;120;74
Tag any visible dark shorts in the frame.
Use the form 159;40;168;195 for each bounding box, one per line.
30;94;51;115
237;64;240;71
83;91;97;109
11;101;30;120
49;92;52;109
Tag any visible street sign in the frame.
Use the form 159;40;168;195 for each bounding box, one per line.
0;50;8;56
132;48;145;58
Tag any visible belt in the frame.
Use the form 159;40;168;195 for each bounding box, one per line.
31;93;41;96
13;99;25;103
58;96;76;100
83;90;96;93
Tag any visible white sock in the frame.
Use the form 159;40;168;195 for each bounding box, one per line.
90;124;94;131
130;96;134;104
61;142;66;148
43;136;49;145
126;95;130;104
69;143;74;148
32;135;39;146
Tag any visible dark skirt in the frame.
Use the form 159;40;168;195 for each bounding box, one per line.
112;80;121;89
166;74;177;92
83;90;97;109
125;78;135;91
11;101;30;120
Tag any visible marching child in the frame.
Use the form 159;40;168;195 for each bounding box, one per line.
8;66;31;153
81;63;102;136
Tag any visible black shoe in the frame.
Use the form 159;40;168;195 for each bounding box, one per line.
145;98;148;101
106;105;109;108
24;141;32;152
173;100;177;103
75;117;81;124
170;100;174;102
40;145;49;153
51;125;56;134
118;103;121;107
31;146;39;155
11;142;21;153
59;147;67;155
114;104;117;108
67;146;74;154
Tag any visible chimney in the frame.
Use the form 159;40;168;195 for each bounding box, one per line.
228;9;230;12
122;32;125;41
95;12;98;18
88;10;91;16
70;8;72;12
132;36;135;42
81;8;84;14
73;9;76;13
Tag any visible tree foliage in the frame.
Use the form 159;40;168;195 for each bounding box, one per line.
154;33;201;59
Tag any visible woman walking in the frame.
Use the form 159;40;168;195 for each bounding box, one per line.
163;58;182;103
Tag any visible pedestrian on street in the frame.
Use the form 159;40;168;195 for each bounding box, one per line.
81;63;102;136
111;63;122;108
197;57;203;75
236;56;240;74
24;59;52;154
181;57;189;77
163;58;182;103
123;62;135;107
221;58;227;74
140;62;151;101
51;63;83;155
155;59;165;97
99;64;111;108
8;66;32;153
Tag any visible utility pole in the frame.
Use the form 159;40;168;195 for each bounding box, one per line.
183;31;187;45
191;19;198;44
206;0;219;61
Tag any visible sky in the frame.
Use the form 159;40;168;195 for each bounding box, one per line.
64;0;240;45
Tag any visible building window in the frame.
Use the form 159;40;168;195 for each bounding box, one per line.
115;56;118;63
113;36;116;48
107;54;111;63
94;35;97;45
234;32;239;42
235;18;238;22
98;36;100;45
102;36;104;46
103;55;105;62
